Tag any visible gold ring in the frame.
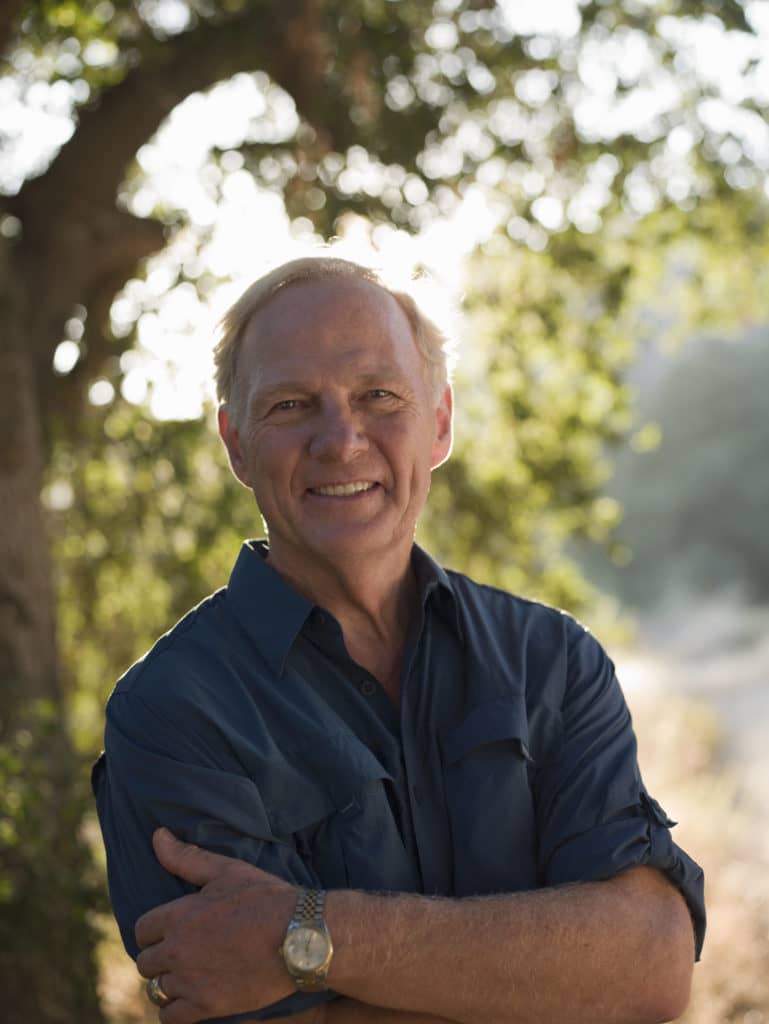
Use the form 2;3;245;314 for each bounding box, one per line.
146;974;173;1007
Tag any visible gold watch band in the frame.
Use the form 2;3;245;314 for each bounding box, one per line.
295;888;327;929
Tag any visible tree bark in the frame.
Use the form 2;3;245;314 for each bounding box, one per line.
0;239;105;1023
0;244;59;727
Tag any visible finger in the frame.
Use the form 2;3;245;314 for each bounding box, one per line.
136;939;170;979
159;994;204;1024
152;828;239;887
135;892;192;949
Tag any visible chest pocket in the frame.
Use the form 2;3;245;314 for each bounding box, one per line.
441;697;539;896
259;737;419;895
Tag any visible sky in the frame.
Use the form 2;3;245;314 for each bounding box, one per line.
2;0;769;419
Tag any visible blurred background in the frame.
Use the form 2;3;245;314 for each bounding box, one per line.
1;1;768;1021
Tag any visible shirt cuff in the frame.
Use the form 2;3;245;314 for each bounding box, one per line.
544;793;706;960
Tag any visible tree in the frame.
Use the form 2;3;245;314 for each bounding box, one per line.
1;2;767;1020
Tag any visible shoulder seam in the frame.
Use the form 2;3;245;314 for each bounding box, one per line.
444;569;574;619
115;588;226;690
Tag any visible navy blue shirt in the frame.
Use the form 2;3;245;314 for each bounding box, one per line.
93;541;705;1020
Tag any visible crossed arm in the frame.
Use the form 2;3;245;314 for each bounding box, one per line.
135;829;694;1024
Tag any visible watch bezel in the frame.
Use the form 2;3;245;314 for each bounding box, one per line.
281;923;334;975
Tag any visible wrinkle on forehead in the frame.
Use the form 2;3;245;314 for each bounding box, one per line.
245;276;415;352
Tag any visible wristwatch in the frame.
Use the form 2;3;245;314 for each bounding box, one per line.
280;888;334;991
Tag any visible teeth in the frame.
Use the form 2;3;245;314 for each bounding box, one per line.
313;482;376;497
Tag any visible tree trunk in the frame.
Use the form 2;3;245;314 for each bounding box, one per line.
0;251;61;729
0;241;105;1024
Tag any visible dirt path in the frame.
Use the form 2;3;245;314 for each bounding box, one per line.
613;598;769;1020
619;596;769;860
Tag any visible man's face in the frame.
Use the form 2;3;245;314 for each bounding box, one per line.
219;276;452;577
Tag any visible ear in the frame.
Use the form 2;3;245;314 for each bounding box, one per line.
430;385;453;470
218;405;252;488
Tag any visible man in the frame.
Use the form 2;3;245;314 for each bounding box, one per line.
93;256;705;1024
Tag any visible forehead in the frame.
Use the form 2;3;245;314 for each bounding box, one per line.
239;276;424;384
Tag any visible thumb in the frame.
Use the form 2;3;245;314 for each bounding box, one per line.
152;827;235;887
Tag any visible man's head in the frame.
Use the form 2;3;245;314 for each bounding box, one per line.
214;258;454;576
214;257;453;428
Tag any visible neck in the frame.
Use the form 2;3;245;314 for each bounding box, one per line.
271;544;414;630
266;543;418;698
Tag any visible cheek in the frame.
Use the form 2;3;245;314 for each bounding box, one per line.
248;428;303;470
393;429;437;492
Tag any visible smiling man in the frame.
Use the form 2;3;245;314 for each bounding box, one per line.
93;257;705;1024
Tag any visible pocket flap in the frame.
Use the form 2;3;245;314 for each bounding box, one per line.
441;698;533;766
267;734;393;834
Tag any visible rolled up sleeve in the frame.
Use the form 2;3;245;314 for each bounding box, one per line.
534;626;706;959
92;691;338;1020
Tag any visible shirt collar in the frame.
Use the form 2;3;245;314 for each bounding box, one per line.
411;543;463;638
226;540;314;677
226;539;462;676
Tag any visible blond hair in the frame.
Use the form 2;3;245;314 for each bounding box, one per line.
214;257;454;424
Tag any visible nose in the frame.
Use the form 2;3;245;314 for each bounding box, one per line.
308;402;369;462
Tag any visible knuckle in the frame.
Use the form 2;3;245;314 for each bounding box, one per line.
163;940;181;970
179;842;201;863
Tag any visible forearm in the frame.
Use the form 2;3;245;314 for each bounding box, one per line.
133;834;694;1024
325;867;694;1024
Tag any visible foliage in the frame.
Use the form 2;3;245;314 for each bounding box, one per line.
421;229;633;609
0;702;106;1024
11;0;769;761
50;400;256;747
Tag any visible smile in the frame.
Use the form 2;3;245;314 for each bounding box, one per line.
309;481;378;497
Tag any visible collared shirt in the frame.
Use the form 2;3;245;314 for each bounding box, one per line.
93;541;705;1022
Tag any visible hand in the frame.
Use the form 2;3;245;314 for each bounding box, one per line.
135;828;299;1023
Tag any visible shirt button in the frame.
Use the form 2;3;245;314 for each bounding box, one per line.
360;679;377;697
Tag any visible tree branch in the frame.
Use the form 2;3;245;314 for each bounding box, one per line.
7;0;355;441
15;0;338;226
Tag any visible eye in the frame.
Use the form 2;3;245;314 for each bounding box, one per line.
366;389;395;400
271;399;302;412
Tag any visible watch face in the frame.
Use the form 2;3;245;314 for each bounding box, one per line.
283;926;331;972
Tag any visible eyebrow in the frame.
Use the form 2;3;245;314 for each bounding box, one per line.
251;370;410;401
251;380;314;399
